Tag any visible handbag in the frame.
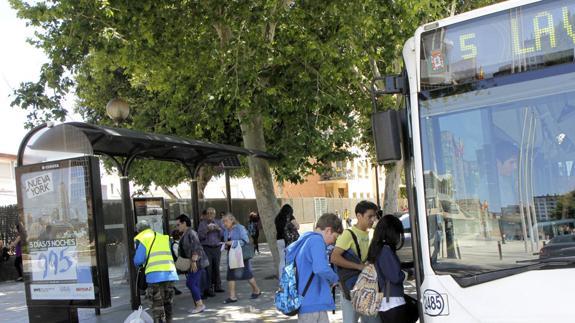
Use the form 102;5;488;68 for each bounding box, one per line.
242;242;255;260
175;230;194;272
175;256;191;272
137;232;156;290
229;243;245;269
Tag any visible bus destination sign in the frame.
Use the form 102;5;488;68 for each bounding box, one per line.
421;0;575;85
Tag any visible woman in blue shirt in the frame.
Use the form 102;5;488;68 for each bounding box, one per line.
222;213;262;304
367;214;418;323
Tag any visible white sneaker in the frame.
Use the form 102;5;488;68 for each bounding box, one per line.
188;305;205;314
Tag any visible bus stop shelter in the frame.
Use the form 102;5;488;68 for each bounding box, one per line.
17;121;273;311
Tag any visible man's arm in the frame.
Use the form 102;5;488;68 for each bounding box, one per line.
197;221;208;242
309;243;339;285
330;247;364;271
133;242;146;267
9;236;21;248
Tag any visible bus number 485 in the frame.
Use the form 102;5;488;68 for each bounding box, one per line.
423;290;447;316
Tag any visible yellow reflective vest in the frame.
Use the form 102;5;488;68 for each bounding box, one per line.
134;229;176;274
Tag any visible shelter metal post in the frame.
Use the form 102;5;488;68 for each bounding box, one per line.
191;178;200;230
186;163;202;230
225;169;232;213
120;175;139;310
108;154;140;311
374;165;381;208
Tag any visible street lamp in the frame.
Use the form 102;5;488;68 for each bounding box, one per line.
106;98;130;125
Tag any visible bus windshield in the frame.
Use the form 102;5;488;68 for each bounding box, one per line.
419;63;575;282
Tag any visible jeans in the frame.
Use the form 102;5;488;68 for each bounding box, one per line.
341;296;380;323
203;246;222;290
186;269;203;302
298;311;329;323
14;256;23;278
277;239;286;278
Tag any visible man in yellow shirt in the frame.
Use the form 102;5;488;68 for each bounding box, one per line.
331;201;378;323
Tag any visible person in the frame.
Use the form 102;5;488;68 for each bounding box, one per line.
343;209;352;228
134;221;178;323
38;224;54;241
330;200;379;323
170;229;183;296
286;213;342;323
368;214;418;323
247;211;261;254
10;222;25;282
176;214;207;314
222;213;262;304
198;207;225;296
275;204;299;278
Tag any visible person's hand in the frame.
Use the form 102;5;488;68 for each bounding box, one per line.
225;241;232;246
191;262;198;273
356;263;366;271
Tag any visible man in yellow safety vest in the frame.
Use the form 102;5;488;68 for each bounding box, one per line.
134;221;179;323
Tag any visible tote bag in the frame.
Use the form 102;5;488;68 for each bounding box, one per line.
229;243;245;269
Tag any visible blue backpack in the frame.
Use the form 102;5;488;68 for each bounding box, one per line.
275;258;315;316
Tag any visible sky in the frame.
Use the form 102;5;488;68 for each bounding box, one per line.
0;1;80;155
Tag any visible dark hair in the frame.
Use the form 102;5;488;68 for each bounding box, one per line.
316;213;344;234
355;200;378;216
367;214;405;263
176;214;191;227
277;204;293;219
275;204;294;231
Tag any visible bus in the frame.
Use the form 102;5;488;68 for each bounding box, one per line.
371;0;575;321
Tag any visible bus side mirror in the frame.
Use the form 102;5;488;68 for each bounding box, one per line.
372;109;402;164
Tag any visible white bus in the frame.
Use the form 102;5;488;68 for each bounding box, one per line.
372;0;575;321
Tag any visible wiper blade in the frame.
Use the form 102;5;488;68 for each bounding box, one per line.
516;256;575;264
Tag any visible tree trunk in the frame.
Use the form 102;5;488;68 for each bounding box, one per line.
160;186;178;200
383;159;403;215
238;109;280;275
196;166;213;200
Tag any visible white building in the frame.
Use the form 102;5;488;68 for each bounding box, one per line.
0;153;17;206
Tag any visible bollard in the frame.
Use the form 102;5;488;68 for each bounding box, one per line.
498;241;503;260
455;239;461;259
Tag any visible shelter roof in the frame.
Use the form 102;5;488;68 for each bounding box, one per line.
21;122;273;168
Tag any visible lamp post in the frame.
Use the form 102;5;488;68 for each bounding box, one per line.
106;98;139;309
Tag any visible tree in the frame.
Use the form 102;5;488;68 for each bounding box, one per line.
9;0;502;270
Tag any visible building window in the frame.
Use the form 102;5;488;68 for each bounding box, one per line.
353;192;357;198
360;192;364;198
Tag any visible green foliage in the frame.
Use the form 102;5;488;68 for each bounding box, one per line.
9;0;502;189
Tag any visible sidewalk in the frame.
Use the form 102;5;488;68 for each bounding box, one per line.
1;243;344;323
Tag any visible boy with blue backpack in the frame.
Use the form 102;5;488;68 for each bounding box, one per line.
277;213;343;323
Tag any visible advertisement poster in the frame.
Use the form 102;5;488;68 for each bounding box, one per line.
16;157;110;307
133;197;166;234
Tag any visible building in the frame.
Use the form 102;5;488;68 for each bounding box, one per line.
0;153;17;206
534;195;559;222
